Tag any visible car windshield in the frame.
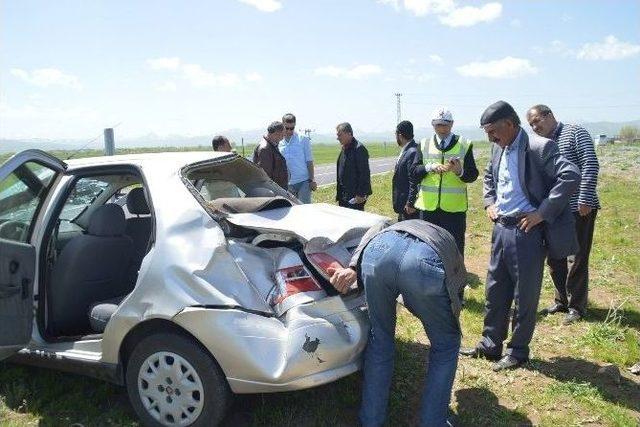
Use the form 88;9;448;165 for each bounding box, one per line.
183;156;297;213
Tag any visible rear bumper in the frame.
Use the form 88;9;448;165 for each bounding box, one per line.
173;293;369;393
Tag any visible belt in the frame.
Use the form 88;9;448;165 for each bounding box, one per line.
495;215;522;226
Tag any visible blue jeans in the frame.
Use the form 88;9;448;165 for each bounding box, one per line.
359;231;461;427
289;180;312;204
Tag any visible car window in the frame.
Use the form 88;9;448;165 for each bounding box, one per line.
58;177;110;232
0;161;56;242
185;157;292;204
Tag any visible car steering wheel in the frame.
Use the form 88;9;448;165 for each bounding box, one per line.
0;221;29;242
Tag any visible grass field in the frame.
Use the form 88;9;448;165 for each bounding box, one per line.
0;141;401;167
1;143;639;426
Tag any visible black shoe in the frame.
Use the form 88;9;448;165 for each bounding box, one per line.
541;303;568;315
563;308;582;325
459;347;501;361
492;355;527;372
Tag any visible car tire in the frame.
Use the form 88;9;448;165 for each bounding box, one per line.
125;332;231;427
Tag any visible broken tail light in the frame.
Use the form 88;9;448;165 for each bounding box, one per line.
307;252;344;278
269;265;326;316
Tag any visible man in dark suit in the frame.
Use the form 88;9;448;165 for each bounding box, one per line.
253;121;289;190
392;120;422;221
460;101;580;371
335;122;372;211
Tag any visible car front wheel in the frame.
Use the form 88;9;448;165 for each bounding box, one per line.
126;332;231;427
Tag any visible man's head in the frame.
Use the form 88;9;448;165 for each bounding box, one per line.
282;113;296;140
336;122;353;146
526;104;558;138
266;121;285;144
211;135;232;152
480;101;521;148
431;107;454;138
396;120;414;146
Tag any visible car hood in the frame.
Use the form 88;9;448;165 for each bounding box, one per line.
225;202;386;243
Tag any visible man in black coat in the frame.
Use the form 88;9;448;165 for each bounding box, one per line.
392;120;422;221
335;122;372;211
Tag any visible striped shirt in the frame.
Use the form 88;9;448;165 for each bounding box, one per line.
553;122;600;211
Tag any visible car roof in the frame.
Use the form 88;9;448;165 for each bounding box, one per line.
65;151;235;171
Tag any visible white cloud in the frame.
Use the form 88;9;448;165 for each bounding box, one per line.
314;64;382;79
403;0;455;16
146;57;182;70
10;68;82;90
238;0;282;12
147;57;262;87
245;72;263;82
439;2;502;27
576;35;640;61
378;0;500;27
428;54;444;65
456;56;538;79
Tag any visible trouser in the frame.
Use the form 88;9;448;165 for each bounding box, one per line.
547;210;597;316
289;180;312;204
359;231;461;427
478;222;545;361
338;199;365;211
420;209;466;256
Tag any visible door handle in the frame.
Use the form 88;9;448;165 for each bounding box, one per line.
0;284;20;298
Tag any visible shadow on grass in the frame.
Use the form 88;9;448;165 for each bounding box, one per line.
528;356;640;413
466;272;483;290
0;363;135;426
453;387;533;426
585;305;640;329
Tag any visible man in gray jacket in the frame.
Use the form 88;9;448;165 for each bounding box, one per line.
460;101;580;371
329;219;465;427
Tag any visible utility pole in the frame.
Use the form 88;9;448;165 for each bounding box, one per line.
394;92;402;124
103;128;115;156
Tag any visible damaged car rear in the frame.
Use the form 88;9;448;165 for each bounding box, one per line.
0;150;386;427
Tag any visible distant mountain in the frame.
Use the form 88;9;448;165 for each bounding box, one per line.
2;120;638;153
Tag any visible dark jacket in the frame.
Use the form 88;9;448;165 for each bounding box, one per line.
253;137;289;189
336;138;372;203
413;134;479;184
392;140;422;214
483;129;581;259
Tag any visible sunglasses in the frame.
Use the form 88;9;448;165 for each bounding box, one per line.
285;126;295;131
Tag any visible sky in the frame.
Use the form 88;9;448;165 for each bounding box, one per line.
1;0;639;140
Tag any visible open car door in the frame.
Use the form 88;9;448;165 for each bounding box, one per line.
0;150;66;360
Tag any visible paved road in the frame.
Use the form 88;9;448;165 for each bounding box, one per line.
315;156;397;186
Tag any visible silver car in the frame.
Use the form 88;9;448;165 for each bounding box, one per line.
0;149;385;426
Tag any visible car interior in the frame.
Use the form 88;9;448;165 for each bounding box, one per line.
41;172;154;339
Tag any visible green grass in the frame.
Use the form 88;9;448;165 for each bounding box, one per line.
0;142;402;167
1;143;639;426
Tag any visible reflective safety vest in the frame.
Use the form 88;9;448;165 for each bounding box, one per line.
414;135;469;213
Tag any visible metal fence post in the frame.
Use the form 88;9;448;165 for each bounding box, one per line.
104;128;115;156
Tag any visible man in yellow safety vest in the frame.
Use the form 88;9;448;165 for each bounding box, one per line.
413;108;479;256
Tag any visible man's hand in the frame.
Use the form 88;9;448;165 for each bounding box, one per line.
309;180;317;191
354;195;367;204
433;164;450;174
449;158;462;175
327;267;357;294
578;203;592;217
486;204;499;221
518;211;544;232
404;204;416;215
